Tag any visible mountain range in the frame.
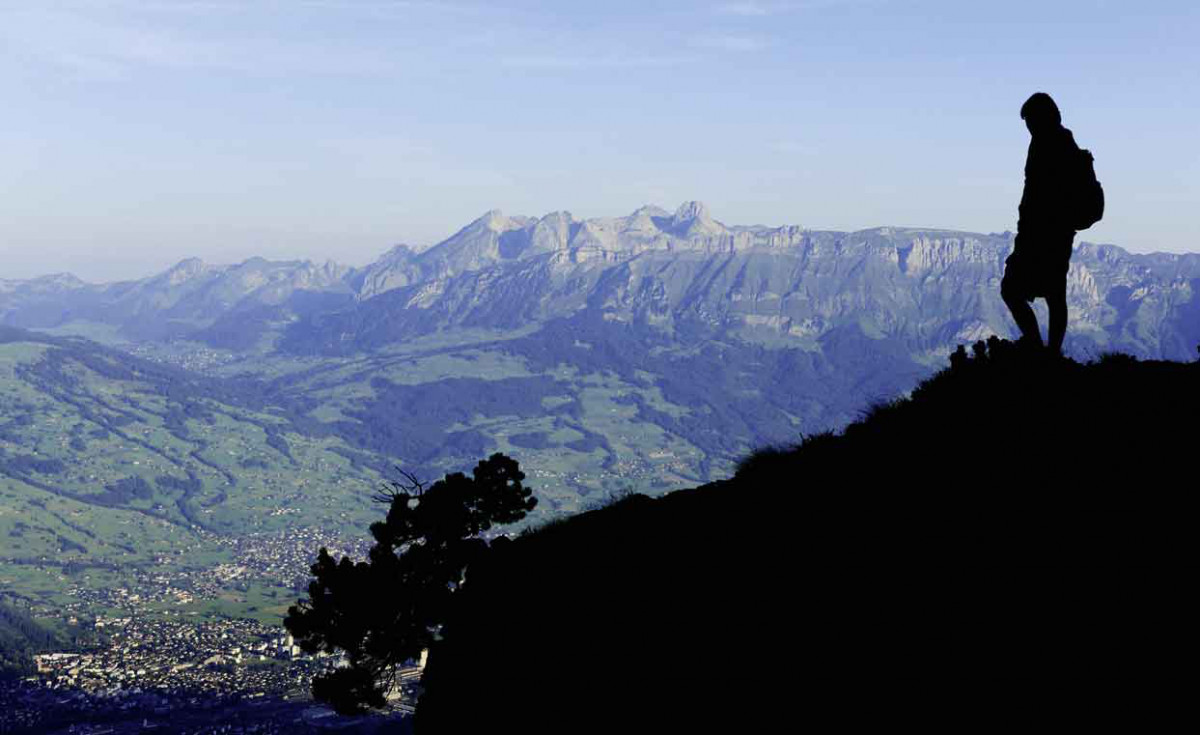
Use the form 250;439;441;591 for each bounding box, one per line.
3;202;1200;520
4;201;1199;361
4;203;1199;674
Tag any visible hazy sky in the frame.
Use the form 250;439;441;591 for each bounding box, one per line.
2;0;1198;281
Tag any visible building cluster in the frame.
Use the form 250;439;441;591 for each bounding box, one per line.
213;528;370;592
1;676;410;734
7;527;420;731
12;613;420;734
127;343;237;374
55;527;367;621
32;616;324;697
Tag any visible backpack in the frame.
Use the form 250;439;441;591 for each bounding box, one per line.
1072;148;1105;230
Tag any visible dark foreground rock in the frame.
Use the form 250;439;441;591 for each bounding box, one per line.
416;343;1200;732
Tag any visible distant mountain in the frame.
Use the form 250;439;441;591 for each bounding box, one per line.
5;202;1198;361
4;208;1199;649
1;257;354;345
285;203;1200;360
3;204;1199;521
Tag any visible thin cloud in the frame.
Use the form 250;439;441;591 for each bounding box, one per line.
774;139;819;155
0;5;406;79
716;2;774;16
501;53;696;70
291;0;487;18
0;1;496;81
714;0;885;16
57;0;469;13
690;34;771;52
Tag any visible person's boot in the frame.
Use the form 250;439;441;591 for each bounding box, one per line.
1014;335;1044;360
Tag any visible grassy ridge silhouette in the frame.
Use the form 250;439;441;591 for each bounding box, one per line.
415;340;1200;732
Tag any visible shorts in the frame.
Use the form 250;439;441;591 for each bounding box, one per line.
1001;231;1073;301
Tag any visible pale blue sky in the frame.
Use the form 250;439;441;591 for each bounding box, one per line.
2;0;1197;281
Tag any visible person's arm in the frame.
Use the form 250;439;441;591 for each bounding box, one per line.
1016;141;1038;232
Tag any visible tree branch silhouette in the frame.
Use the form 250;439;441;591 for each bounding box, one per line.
284;452;537;714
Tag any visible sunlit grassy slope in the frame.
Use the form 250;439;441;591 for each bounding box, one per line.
0;327;391;620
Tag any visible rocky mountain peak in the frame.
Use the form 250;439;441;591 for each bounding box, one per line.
310;259;350;281
538;211;575;225
36;272;87;288
379;244;416;263
162;257;210;286
630;205;670;218
4;204;1199;364
529;212;575;253
472;209;512;232
673;201;710;224
671;201;724;237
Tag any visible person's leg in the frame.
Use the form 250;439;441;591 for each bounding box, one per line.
1046;279;1068;355
1001;269;1042;346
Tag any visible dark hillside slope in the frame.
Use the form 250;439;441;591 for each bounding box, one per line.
417;341;1200;732
0;601;59;677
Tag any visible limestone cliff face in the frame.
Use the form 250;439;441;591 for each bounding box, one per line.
4;203;1199;360
311;206;1200;361
352;245;422;300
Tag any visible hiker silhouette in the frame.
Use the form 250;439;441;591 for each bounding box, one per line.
1001;92;1089;355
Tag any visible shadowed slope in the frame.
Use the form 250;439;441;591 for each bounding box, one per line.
0;601;61;677
416;341;1200;732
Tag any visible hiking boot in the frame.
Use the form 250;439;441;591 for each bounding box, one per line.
1014;336;1044;358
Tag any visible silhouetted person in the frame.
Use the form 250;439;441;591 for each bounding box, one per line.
1001;93;1082;355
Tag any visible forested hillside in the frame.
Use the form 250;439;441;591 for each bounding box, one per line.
0;599;68;677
